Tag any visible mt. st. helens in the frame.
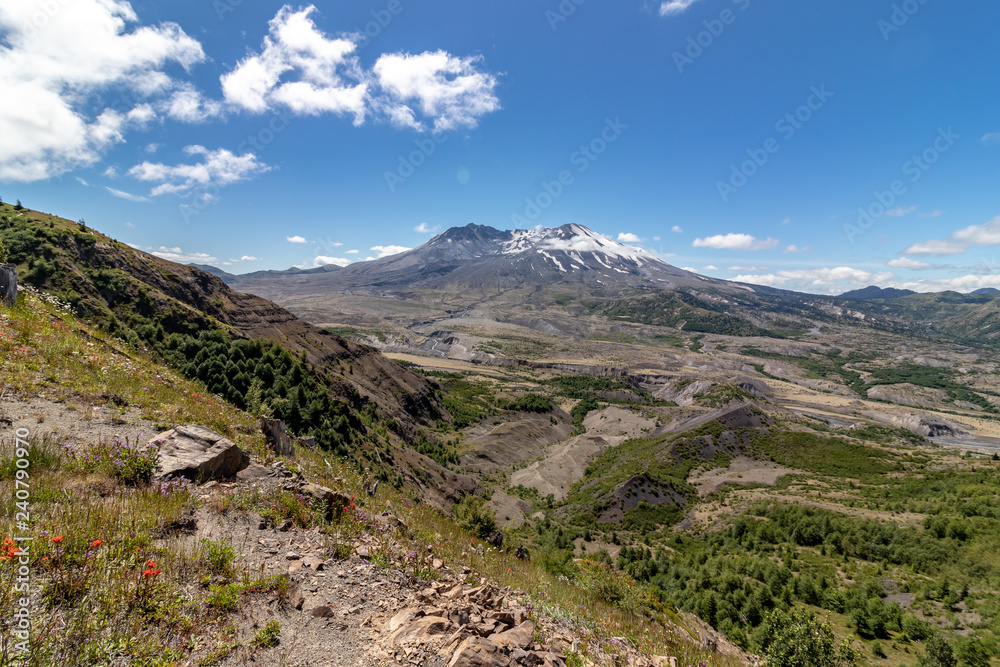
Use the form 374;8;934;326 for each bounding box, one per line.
230;223;702;297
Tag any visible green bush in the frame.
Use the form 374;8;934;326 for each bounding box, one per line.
252;620;281;648
753;608;860;667
201;539;237;576
453;494;497;540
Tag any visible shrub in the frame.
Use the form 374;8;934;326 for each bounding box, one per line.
66;436;160;485
0;236;8;263
252;620;281;648
752;608;860;667
453;494;496;540
206;584;240;612
201;539;237;576
918;635;957;667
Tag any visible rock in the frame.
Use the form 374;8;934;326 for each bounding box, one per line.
514;651;564;667
486;531;504;549
390;616;452;646
151;425;250;481
448;636;511;667
286;552;301;561
515;546;531;562
278;519;293;532
260;417;294;457
432;558;444;569
490;620;535;651
302;555;324;570
309;605;336;618
297;436;316;449
0;264;16;310
650;658;676;667
356;545;371;559
702;635;718;653
290;586;305;610
388;608;425;634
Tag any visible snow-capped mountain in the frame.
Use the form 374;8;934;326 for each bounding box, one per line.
226;223;712;308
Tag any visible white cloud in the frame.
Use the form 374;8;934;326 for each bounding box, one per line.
982;133;1000;146
373;51;500;132
660;0;701;17
903;216;1000;256
783;245;812;253
286;235;307;243
239;255;260;262
75;176;90;186
105;186;150;202
371;245;411;258
692;233;780;251
897;275;1000;293
0;0;207;182
702;265;719;271
311;256;352;267
680;267;699;273
921;210;944;218
160;82;222;123
150;246;219;264
103;166;119;178
781;217;792;225
886;256;933;269
124;222;134;228
731;267;896;294
671;225;683;234
221;6;368;122
415;222;439;233
653;236;661;241
145;143;161;154
617;232;642;243
345;249;359;254
128;145;270;196
728;265;768;272
221;6;499;133
886;206;917;217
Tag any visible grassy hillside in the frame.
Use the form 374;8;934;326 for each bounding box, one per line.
0;203;467;500
0;288;731;666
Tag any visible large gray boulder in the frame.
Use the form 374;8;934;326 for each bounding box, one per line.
150;425;250;481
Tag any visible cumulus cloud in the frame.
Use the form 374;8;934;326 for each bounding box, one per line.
728;265;769;272
731;267;895;294
345;249;359;254
0;0;208;182
703;265;719;271
982;133;1000;146
898;275;1000;293
286;235;307;243
371;244;411;258
660;0;702;17
415;222;439;233
150;246;219;264
238;255;260;262
311;256;352;267
221;6;368;122
222;6;499;133
692;233;780;251
902;216;1000;256
617;232;642;243
160;83;223;123
373;51;500;132
783;245;811;253
671;225;683;234
886;256;934;269
128;145;270;196
105;186;149;202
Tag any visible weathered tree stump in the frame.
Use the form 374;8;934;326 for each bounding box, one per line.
0;264;16;309
260;417;294;457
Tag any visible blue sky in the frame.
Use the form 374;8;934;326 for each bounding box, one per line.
2;0;999;294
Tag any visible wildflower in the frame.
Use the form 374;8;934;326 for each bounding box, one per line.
52;535;63;543
91;539;102;548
